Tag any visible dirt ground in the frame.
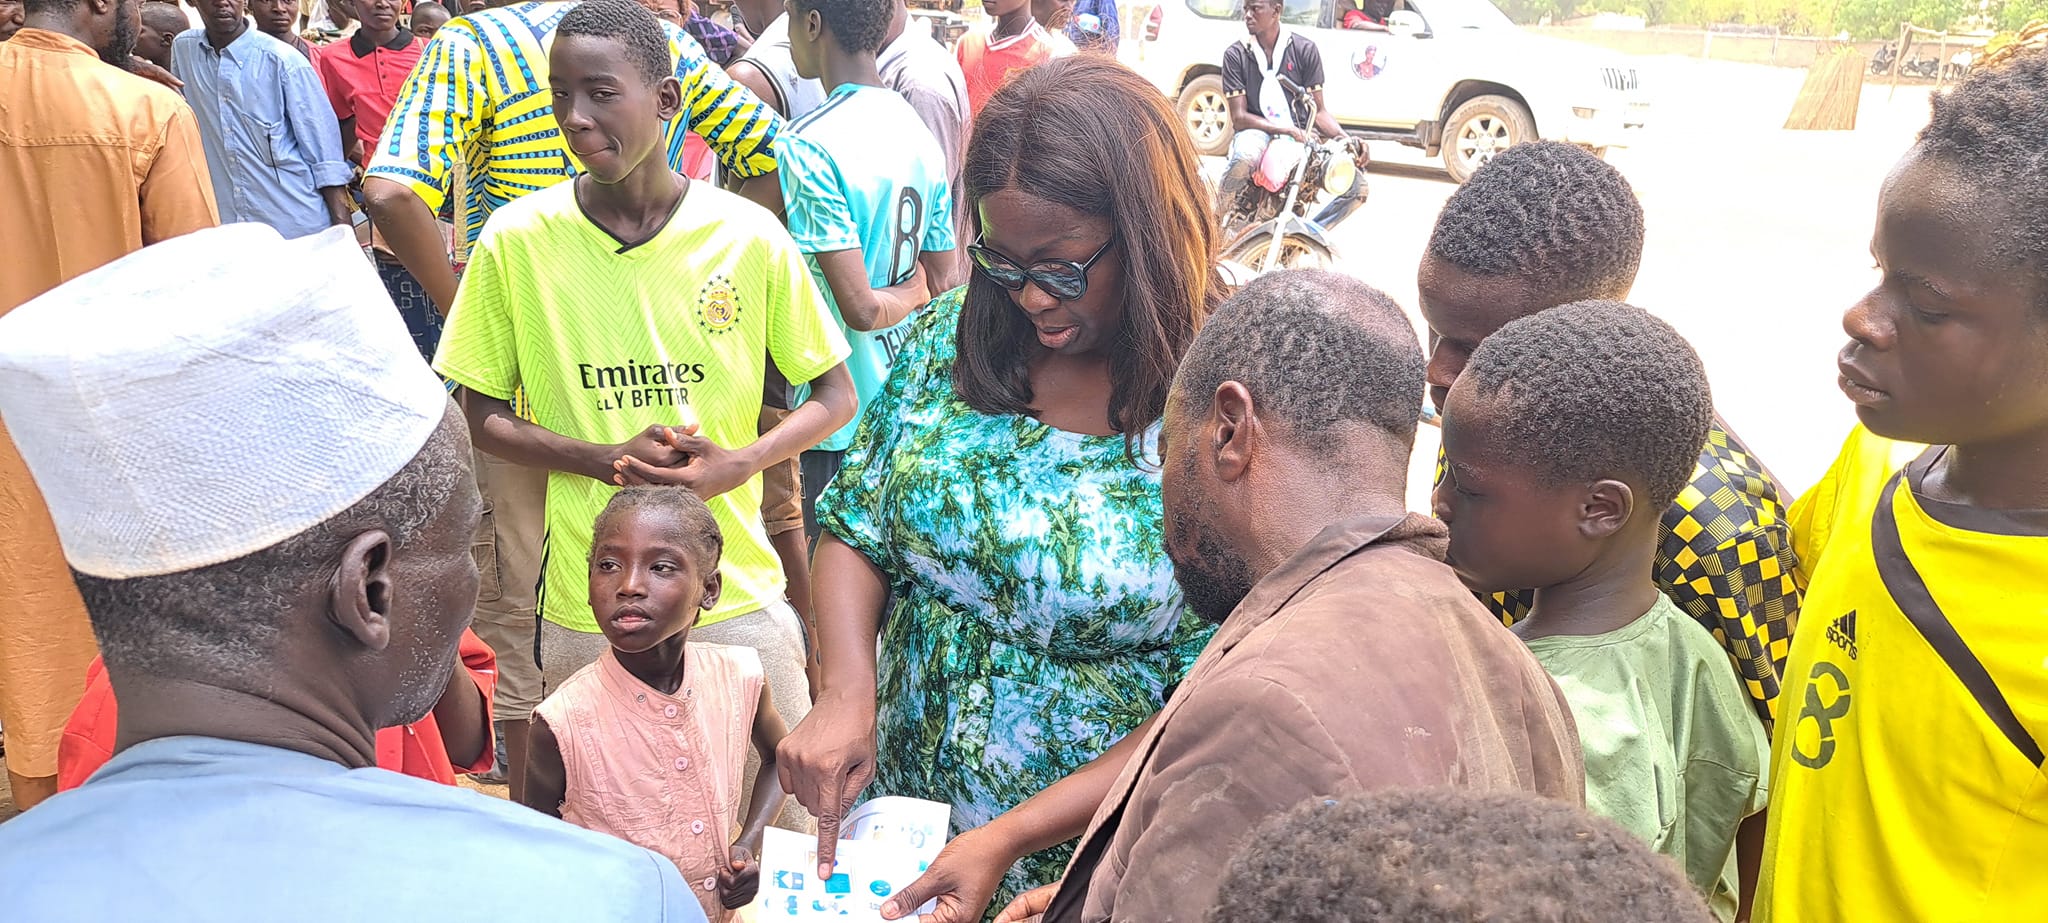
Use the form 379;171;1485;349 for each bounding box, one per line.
1325;56;1935;509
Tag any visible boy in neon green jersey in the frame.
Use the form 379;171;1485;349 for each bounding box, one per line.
433;0;853;805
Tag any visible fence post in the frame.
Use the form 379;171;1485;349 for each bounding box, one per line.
1888;22;1907;101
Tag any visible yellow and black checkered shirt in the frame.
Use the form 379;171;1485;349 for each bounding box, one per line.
1473;421;1802;723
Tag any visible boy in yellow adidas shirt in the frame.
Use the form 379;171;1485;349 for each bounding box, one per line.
1756;40;2048;922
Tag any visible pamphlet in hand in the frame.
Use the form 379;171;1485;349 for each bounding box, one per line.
755;797;952;921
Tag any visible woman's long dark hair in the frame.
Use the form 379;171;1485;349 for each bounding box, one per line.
953;55;1224;459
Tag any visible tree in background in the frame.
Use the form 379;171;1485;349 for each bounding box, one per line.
1496;0;2048;38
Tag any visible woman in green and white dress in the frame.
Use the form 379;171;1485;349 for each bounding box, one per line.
777;55;1227;916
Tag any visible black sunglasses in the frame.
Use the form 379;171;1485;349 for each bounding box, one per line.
967;234;1118;302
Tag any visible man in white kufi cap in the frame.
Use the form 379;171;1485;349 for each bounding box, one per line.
0;225;706;923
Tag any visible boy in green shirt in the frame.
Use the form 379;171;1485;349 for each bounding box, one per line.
1432;300;1768;922
1419;142;1799;725
433;0;854;758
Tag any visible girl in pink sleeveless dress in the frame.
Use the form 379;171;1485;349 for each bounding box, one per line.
522;487;790;922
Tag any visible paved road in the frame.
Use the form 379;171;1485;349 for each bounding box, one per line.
1298;56;1934;508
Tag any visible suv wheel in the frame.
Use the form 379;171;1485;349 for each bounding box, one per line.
1442;95;1534;183
1178;75;1233;158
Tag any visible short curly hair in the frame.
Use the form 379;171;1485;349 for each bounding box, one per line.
1209;789;1714;923
1172;270;1424;451
1426;141;1644;307
791;0;893;54
1461;300;1709;509
1918;44;2048;309
556;0;673;88
593;486;724;565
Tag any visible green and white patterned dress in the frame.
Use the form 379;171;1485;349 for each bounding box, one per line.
815;288;1213;910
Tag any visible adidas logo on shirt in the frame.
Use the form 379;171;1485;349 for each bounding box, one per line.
1828;610;1858;660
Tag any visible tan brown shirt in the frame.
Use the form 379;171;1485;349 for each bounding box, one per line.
0;28;217;312
1044;514;1585;923
0;28;215;777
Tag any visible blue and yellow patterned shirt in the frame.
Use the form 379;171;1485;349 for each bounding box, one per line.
365;1;779;247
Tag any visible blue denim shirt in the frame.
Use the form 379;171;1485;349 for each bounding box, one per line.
172;25;351;239
0;735;706;922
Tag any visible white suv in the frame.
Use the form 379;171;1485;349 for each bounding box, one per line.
1121;0;1649;182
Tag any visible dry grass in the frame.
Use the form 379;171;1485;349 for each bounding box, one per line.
1784;49;1867;131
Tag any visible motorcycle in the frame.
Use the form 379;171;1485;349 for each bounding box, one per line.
1217;76;1367;274
1902;54;1941;78
1869;43;1896;75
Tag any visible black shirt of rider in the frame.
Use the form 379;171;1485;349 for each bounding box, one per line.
1222;32;1326;129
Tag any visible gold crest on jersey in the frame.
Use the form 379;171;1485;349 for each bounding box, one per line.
698;276;742;334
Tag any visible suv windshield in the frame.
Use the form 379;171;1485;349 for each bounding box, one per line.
1408;0;1512;31
1186;0;1321;27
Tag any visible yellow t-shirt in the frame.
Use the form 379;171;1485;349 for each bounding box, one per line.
435;180;849;632
1757;426;2048;922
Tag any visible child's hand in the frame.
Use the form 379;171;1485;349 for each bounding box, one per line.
718;845;761;910
993;883;1058;923
608;425;690;484
615;426;754;499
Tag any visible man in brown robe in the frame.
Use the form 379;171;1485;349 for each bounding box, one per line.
1034;271;1585;923
0;0;215;808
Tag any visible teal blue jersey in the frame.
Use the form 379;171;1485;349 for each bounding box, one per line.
778;83;955;452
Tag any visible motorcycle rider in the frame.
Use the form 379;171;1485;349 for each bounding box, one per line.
1215;0;1367;228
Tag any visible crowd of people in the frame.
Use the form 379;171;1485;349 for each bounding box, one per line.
1;0;2045;919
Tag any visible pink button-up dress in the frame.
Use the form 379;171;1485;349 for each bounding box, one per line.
537;643;764;922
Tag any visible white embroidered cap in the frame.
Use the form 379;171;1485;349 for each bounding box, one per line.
0;224;450;579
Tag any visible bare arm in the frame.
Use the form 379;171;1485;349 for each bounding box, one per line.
725;59;788;117
719;681;788;910
364;177;461;313
1310;87;1344;141
738;173;786;218
338;116;359;163
519;713;568;818
686;57;782;213
979;715;1151;856
613;364;857;496
775;532;888;879
430;655;491;770
321;186;353;227
808;534;887;716
1736;811;1766;922
816;250;931;332
879;713;1157;921
752;363;858;469
739;682;790;857
918;249;965;296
